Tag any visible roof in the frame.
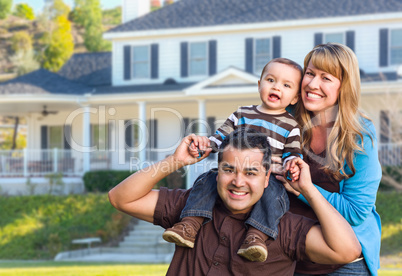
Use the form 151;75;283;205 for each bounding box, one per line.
0;69;92;95
58;52;111;86
94;82;195;95
108;0;402;33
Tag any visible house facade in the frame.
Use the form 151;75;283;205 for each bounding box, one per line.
0;0;401;194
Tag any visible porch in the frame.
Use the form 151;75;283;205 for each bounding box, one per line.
0;143;400;178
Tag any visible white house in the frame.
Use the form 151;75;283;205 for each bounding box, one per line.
0;0;401;194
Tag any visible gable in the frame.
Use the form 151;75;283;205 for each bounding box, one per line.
185;67;258;96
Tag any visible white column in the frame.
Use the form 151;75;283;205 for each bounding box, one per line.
197;99;207;135
138;101;147;166
82;105;91;173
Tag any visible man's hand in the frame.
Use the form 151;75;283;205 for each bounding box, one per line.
175;134;212;166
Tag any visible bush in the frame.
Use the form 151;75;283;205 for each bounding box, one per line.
83;170;168;192
83;170;132;192
380;165;402;191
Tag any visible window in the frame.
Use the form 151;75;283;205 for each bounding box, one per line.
390;29;402;65
255;38;271;74
132;45;150;78
324;33;344;44
48;126;63;149
189;42;207;76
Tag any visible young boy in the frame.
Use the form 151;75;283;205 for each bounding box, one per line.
163;58;303;262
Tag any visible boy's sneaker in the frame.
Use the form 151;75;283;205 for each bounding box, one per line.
162;221;197;248
237;233;268;262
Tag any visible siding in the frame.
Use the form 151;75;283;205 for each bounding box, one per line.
111;20;402;86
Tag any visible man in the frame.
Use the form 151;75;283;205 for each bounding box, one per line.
108;128;361;275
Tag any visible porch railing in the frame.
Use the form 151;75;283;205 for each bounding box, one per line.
0;143;400;177
0;149;82;177
378;143;402;166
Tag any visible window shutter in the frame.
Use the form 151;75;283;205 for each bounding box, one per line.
209;40;217;76
181;42;188;77
380;110;390;143
123;45;131;80
41;126;48;149
63;125;71;150
379;28;389;67
151;44;159;79
314;33;323;46
273;36;281;58
346;31;355;52
125;120;133;148
245;38;253;73
183;118;190;136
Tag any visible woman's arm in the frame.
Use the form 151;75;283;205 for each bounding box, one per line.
297;122;382;226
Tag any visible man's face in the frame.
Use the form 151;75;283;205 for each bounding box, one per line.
216;145;270;214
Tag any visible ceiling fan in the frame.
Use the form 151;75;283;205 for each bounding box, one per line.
41;105;58;117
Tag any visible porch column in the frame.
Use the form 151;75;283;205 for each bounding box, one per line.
82;105;91;173
197;99;207;135
138;101;147;166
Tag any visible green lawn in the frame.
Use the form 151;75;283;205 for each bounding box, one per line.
0;262;169;276
0;261;399;275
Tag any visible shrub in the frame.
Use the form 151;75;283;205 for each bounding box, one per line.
83;170;168;192
10;31;32;53
380;166;402;191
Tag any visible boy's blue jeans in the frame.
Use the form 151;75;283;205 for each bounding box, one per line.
180;169;289;239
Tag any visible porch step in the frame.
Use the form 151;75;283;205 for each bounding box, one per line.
55;220;175;263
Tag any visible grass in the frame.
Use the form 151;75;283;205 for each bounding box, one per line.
0;194;130;259
0;261;398;275
0;261;169;276
376;191;402;257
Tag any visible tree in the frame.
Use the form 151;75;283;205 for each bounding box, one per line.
10;49;40;76
14;3;35;20
10;31;32;53
48;0;70;19
73;0;111;52
0;0;12;19
41;15;74;72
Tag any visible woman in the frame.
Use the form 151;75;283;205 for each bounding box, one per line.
286;43;382;276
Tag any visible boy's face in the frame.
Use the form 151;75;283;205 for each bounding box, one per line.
216;145;270;214
258;62;301;114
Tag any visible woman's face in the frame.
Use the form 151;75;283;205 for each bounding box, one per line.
301;61;341;115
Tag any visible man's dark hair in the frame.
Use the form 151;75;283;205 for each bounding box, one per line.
217;127;272;172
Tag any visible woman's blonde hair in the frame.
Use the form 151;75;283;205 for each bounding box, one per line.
295;43;371;181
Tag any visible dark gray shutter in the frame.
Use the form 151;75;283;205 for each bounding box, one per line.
63;125;71;150
207;117;216;159
181;42;188;77
183;118;190;136
123;45;131;80
125;120;133;148
346;31;355;52
151;44;159;79
314;33;323;46
245;38;253;73
379;28;389;67
273;36;281;58
209;40;217;76
380;110;390;143
147;119;158;160
41;126;48;149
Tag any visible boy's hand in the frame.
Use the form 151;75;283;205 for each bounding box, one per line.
173;134;212;166
284;158;313;196
187;134;211;158
285;159;301;182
